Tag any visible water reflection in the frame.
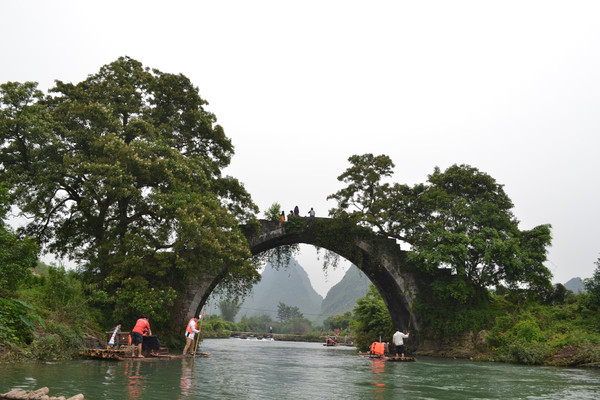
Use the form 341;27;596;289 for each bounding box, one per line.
370;358;387;398
179;358;195;399
123;361;146;399
2;340;600;399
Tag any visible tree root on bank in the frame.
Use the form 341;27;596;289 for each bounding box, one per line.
0;386;84;400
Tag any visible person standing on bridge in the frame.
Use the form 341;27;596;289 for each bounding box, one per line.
392;329;409;358
294;205;299;216
308;207;315;218
182;317;200;355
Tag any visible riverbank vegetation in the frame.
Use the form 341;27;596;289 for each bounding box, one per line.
346;275;600;367
0;261;102;361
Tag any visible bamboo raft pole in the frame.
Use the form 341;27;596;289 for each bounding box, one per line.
193;309;205;360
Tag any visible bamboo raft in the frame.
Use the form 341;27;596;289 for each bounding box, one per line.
358;352;417;362
82;348;210;361
385;356;417;362
91;313;210;362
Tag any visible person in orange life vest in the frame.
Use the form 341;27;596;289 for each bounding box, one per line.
131;317;151;358
279;211;285;222
182;317;200;355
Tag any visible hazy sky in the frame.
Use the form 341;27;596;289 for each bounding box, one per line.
2;1;599;297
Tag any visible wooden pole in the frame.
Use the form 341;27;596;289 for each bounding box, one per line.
407;295;414;333
193;309;205;359
406;292;414;356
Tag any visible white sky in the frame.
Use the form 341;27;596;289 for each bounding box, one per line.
2;1;599;296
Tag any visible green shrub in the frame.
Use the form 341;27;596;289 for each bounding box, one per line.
583;259;600;310
0;298;43;344
264;202;283;221
514;319;544;342
29;322;85;360
497;338;551;365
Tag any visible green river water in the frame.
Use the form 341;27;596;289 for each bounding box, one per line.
1;338;599;399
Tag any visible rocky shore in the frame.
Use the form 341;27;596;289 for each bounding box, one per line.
0;387;84;400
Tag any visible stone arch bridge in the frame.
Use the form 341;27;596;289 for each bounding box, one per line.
177;217;420;342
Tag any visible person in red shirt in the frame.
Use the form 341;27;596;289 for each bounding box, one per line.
131;317;151;357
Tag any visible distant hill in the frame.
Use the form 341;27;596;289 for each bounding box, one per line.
236;257;323;321
564;277;586;294
205;259;371;325
320;264;370;320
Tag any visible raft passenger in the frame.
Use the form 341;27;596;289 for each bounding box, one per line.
182;317;200;355
131;317;151;358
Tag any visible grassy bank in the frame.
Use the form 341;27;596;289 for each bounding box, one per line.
0;266;104;362
414;297;600;367
485;300;600;366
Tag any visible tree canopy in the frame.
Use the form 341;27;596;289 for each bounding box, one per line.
219;299;242;322
328;154;553;298
584;257;600;310
351;284;393;350
277;301;303;323
0;184;38;297
0;57;260;328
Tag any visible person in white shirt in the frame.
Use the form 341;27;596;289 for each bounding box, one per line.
392;330;409;358
182;317;200;355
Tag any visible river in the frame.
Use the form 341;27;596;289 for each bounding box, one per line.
1;338;599;399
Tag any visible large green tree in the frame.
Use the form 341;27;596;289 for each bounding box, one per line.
583;257;600;310
351;284;393;351
0;184;38;297
277;301;303;323
328;154;552;299
0;57;260;328
219;299;242;322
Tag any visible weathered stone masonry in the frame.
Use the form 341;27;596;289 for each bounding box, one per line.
178;217;421;346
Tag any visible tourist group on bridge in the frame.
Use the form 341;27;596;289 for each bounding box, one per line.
280;206;316;221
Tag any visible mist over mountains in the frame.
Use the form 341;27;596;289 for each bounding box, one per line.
238;257;323;320
319;264;370;320
206;257;370;324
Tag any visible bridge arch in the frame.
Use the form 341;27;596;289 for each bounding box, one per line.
177;217;421;343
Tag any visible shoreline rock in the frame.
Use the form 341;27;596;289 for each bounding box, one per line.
0;387;84;400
